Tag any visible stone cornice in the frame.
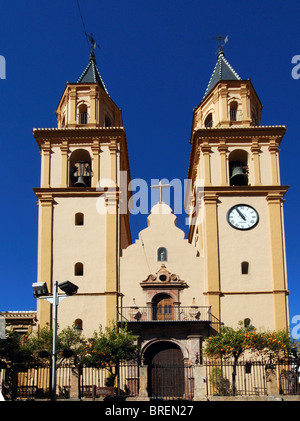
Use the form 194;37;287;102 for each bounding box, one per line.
191;125;286;144
33;127;126;148
202;185;289;197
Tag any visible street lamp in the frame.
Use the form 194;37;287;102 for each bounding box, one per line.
32;280;79;401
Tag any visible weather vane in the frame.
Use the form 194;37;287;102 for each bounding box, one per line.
212;34;229;54
76;0;101;54
85;32;101;53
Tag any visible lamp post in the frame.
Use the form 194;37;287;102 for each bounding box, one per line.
32;280;78;401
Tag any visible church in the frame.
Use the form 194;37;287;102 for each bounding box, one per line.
32;45;289;371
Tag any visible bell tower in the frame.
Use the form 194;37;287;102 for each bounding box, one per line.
187;48;289;331
33;51;131;336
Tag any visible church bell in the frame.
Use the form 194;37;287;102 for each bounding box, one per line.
230;163;248;186
73;161;91;187
74;175;88;187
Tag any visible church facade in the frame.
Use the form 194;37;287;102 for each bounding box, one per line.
32;47;289;370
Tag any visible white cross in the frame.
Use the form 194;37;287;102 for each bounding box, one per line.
150;180;171;203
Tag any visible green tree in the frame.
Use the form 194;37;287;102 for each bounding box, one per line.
205;323;251;395
205;322;299;395
21;323;86;363
81;322;139;386
0;330;32;365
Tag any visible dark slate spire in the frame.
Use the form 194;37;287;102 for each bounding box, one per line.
77;50;109;95
203;49;241;99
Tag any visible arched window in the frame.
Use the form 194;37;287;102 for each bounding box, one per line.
75;212;84;226
241;261;249;275
104;116;112;127
204;113;213;128
70;149;92;187
75;262;84;276
244;318;251;328
157;247;167;262
78;103;88;125
229;101;238;121
74;319;83;332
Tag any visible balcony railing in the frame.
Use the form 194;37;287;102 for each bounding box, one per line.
117;305;212;323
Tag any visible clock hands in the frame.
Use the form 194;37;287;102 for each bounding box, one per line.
235;207;246;221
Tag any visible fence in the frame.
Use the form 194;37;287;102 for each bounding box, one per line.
0;361;139;400
0;358;299;400
204;358;299;397
80;361;139;398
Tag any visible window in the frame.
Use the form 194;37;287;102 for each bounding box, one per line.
241;261;249;275
157;247;167;262
104;116;112;127
230;101;238;121
74;319;83;332
75;262;84;276
75;212;84;226
79;104;88;124
244;318;251;328
204;113;213;128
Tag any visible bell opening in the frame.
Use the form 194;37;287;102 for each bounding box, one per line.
229;149;249;186
69;149;92;188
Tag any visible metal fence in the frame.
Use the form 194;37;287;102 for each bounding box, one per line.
80;361;139;398
0;358;299;400
0;361;139;400
204;358;299;397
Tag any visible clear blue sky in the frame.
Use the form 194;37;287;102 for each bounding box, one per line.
0;1;299;333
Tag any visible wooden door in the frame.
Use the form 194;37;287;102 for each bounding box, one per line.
153;295;173;320
147;343;184;399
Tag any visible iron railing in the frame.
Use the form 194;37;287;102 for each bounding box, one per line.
0;358;299;400
117;305;212;323
204;358;300;397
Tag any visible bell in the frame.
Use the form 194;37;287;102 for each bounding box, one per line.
74;175;87;187
230;166;248;186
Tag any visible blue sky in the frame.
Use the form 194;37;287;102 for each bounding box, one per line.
0;1;299;334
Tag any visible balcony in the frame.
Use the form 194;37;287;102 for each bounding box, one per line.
117;305;212;323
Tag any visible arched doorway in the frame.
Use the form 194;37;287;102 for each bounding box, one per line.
152;293;174;321
144;342;185;399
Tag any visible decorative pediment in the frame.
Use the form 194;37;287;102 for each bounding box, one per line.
141;264;188;289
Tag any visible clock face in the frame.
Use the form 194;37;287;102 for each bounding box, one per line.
227;204;259;230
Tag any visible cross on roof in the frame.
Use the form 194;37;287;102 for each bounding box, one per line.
150;180;171;203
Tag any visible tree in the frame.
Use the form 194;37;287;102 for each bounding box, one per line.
0;330;32;365
21;324;86;363
205;322;252;395
205;322;300;396
81;322;139;386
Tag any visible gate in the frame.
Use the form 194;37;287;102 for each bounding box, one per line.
145;342;193;400
148;362;193;400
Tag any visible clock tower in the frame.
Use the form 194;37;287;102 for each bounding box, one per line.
187;48;289;330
